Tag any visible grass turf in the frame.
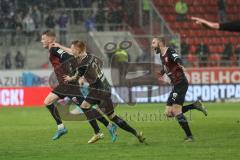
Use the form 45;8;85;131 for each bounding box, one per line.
0;103;239;160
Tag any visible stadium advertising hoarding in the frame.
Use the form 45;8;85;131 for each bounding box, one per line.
0;87;51;106
186;67;240;84
0;67;239;106
0;67;239;87
0;70;51;87
0;84;240;106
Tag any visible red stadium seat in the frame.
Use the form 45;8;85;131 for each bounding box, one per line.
187;53;198;67
209;54;221;66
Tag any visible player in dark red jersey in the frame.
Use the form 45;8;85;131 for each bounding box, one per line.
53;40;146;143
151;37;207;142
41;30;117;143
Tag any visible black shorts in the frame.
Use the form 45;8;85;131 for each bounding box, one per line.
167;79;188;106
85;79;115;115
52;84;85;103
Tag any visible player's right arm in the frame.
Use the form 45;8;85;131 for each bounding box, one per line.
63;71;78;82
191;16;220;29
218;21;240;32
191;16;240;32
51;42;73;55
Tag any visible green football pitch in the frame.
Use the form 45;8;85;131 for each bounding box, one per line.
0;103;239;160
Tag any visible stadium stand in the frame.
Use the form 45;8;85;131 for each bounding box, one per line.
1;0;240;69
152;0;240;66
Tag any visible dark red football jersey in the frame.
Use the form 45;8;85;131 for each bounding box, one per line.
159;47;187;85
49;47;73;84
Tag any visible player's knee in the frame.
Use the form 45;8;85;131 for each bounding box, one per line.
164;110;173;117
165;111;174;118
80;101;91;109
44;98;52;106
164;106;174;118
107;112;115;119
172;104;182;117
44;93;59;106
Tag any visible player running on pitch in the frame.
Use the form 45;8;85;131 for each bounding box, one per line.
151;37;207;142
52;40;146;143
41;30;117;143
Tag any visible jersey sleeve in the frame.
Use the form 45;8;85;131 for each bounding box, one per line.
168;48;183;65
219;21;240;32
61;52;73;61
50;47;73;61
49;47;60;58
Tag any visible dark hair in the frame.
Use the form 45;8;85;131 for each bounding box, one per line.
41;30;56;37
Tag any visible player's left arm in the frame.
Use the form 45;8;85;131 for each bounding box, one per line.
168;49;185;70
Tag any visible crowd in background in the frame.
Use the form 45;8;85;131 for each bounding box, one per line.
2;50;24;69
0;0;239;69
0;0;132;46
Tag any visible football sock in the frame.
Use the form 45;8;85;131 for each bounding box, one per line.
81;108;101;134
182;103;196;113
176;113;192;137
81;108;110;127
46;104;62;125
88;119;101;134
111;115;137;136
97;116;110;128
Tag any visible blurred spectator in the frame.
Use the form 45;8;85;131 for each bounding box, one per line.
84;16;95;32
112;48;129;85
45;0;58;10
92;0;99;18
72;0;82;24
0;14;4;45
57;12;69;45
169;38;180;50
7;14;17;46
15;12;24;45
235;44;240;55
4;52;12;69
45;12;56;29
1;0;12;15
195;42;209;66
218;0;227;23
222;42;233;65
108;6;124;30
95;7;106;31
15;51;25;69
223;42;233;57
125;1;136;27
82;0;93;8
235;45;240;66
22;13;35;44
32;5;42;41
175;0;188;21
142;0;150;25
181;41;189;56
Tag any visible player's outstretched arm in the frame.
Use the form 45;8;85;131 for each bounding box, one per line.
51;42;73;55
191;16;220;29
